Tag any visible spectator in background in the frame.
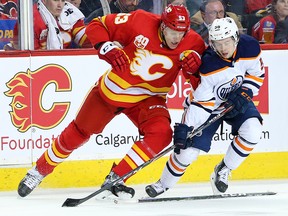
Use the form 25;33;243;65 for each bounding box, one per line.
84;0;140;25
190;0;243;45
240;0;272;35
66;0;82;9
252;0;288;44
274;18;288;43
245;0;272;16
7;0;92;50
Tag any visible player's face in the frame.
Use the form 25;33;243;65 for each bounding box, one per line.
163;27;185;49
43;0;65;18
275;0;288;18
212;37;236;59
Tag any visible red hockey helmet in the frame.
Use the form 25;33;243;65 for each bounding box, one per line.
161;4;190;32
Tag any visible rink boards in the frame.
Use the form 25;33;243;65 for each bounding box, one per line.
0;47;288;191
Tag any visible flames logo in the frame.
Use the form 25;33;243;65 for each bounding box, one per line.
0;1;17;19
130;49;172;81
5;64;72;132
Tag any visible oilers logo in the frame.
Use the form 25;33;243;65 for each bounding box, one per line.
217;75;243;100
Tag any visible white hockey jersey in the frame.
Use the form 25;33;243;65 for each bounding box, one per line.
184;34;265;128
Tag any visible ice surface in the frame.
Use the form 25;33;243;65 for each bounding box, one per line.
1;179;287;216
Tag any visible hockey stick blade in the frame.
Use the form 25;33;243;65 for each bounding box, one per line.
138;191;277;203
62;185;108;207
62;107;232;207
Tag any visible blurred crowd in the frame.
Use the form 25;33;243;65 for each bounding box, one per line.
78;0;288;45
0;0;288;51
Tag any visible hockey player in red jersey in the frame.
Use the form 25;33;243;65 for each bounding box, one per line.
17;4;205;198
146;17;265;198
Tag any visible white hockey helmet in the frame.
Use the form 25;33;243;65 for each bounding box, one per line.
208;17;239;43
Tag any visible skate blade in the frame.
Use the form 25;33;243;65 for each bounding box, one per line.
96;190;132;200
210;172;222;195
115;191;133;200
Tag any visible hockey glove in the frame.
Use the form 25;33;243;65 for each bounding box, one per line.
180;50;202;77
225;86;253;119
98;41;130;73
173;123;194;154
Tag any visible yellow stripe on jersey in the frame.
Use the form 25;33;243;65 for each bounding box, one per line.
108;72;171;93
198;101;215;107
44;151;58;167
72;26;83;36
132;144;150;162
245;74;264;83
79;34;88;46
52;141;69;159
100;79;151;103
98;16;108;30
124;155;137;169
169;154;186;172
235;137;254;151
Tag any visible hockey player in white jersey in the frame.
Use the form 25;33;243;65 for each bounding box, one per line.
145;17;265;197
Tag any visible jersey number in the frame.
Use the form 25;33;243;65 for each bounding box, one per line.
115;13;131;24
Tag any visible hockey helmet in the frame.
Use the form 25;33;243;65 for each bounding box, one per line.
161;4;190;32
209;17;239;42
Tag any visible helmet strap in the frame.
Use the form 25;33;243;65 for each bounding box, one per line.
160;23;169;49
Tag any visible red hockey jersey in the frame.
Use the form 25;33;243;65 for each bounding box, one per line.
86;10;206;108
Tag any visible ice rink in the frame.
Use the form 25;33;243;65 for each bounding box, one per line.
1;179;287;216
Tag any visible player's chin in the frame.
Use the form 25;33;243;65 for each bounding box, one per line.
168;43;179;50
220;53;231;59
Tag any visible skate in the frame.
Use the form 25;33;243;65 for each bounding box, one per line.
145;180;168;198
18;166;45;197
210;160;231;194
101;166;135;199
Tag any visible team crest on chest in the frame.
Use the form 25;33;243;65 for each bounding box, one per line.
217;75;243;100
130;49;172;81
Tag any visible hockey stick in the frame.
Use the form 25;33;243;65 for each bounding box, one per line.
138;191;277;203
62;106;233;207
187;105;233;139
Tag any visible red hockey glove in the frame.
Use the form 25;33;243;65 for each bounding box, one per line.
180;50;202;76
98;41;130;73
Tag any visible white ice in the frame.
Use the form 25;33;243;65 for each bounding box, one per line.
1;179;287;216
